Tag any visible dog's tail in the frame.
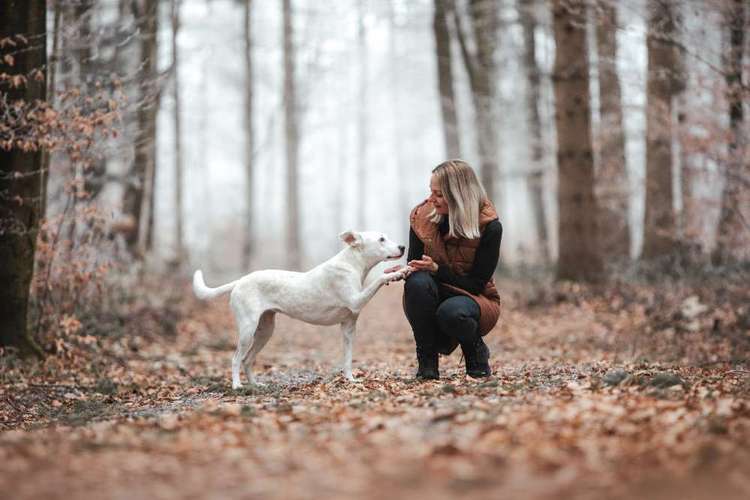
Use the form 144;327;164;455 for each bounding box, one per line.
192;270;239;300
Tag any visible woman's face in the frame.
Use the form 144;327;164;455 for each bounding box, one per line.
429;174;449;215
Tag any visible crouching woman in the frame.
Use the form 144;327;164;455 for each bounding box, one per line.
392;160;502;379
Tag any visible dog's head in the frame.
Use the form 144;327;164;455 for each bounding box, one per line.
339;230;405;262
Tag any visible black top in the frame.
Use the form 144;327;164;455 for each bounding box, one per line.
407;217;503;295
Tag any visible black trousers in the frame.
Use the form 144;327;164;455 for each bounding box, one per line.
403;271;481;355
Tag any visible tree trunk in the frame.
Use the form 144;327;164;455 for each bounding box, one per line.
551;0;602;282
242;0;255;270
453;0;500;204
433;0;461;158
356;0;368;230
642;0;681;260
66;1;95;252
713;0;748;264
519;0;550;264
283;0;300;269
594;0;630;261
0;0;47;356
172;0;185;265
42;0;64;221
122;0;159;257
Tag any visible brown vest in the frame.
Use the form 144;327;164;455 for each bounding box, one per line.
409;198;501;336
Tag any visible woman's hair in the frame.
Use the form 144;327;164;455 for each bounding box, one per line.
429;159;488;239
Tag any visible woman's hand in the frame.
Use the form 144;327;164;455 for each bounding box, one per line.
408;254;438;273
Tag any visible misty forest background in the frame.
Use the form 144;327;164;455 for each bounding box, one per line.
2;2;750;498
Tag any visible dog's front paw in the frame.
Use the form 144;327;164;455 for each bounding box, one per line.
391;266;414;281
384;271;404;283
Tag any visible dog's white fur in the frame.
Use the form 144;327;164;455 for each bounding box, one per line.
193;230;409;389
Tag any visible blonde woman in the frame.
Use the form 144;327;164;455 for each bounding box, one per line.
387;160;502;379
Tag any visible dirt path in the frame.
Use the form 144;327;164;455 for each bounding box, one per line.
1;284;749;499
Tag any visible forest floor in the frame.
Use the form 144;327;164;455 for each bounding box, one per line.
1;276;750;500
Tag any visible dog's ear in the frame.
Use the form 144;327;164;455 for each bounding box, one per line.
339;230;362;247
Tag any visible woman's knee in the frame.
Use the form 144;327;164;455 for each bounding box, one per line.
436;297;480;337
404;271;438;298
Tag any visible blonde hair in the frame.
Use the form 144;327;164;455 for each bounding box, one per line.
429;159;488;239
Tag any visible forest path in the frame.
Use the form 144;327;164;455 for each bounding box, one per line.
1;283;749;499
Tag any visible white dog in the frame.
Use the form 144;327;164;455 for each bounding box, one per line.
193;231;409;389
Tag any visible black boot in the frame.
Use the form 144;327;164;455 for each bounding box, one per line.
416;347;439;380
462;337;491;378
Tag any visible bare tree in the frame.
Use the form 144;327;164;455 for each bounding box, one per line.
519;0;549;264
122;0;159;257
172;0;185;265
594;0;630;261
283;0;300;269
551;0;602;282
41;0;64;221
453;0;500;203
356;0;368;230
433;0;461;158
642;0;683;260
713;0;748;264
0;0;47;355
64;1;95;254
241;0;255;270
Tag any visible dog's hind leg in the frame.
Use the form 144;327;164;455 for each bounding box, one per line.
242;311;276;385
340;316;358;381
231;307;261;390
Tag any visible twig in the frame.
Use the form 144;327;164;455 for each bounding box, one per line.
3;395;24;415
27;383;82;390
728;370;750;375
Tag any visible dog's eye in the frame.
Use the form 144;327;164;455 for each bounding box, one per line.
379;237;385;243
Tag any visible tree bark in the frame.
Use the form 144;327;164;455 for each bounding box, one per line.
642;0;681;260
551;0;602;282
283;0;300;269
242;0;255;270
433;0;461;158
713;0;748;264
172;0;185;265
122;0;159;257
0;0;47;356
519;0;549;264
594;0;630;261
453;0;499;203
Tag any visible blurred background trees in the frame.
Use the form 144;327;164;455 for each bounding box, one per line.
1;0;748;351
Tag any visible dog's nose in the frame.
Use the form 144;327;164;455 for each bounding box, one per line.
398;245;405;252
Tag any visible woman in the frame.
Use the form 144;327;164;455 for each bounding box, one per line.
388;160;502;379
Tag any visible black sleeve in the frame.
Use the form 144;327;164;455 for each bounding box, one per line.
434;220;502;295
407;227;424;263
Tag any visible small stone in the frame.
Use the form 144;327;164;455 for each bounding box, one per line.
603;369;629;386
649;373;684;388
